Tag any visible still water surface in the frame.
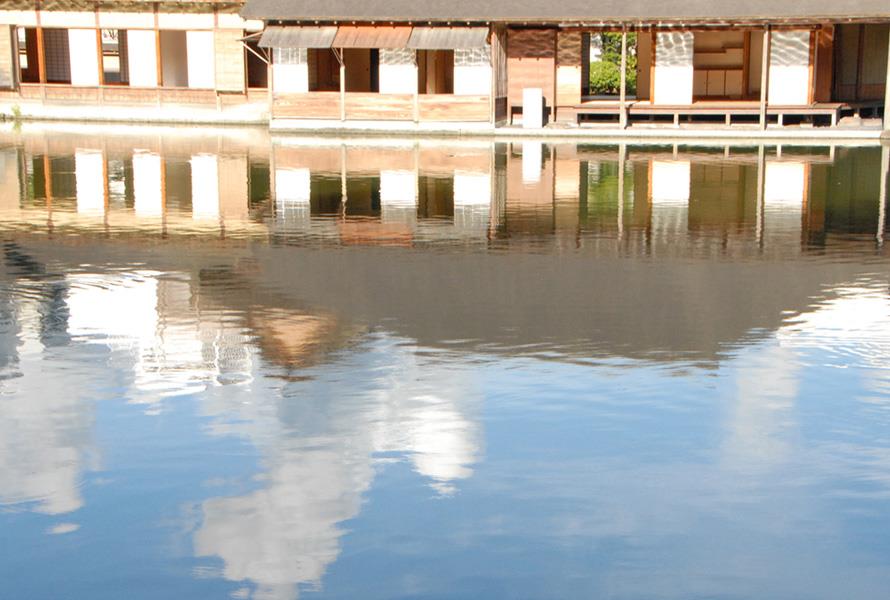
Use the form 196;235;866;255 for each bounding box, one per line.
1;126;890;600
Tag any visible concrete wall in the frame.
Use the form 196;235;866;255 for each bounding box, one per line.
768;30;811;105
68;29;100;86
379;48;416;95
187;30;215;89
654;32;694;105
454;48;491;96
127;30;158;88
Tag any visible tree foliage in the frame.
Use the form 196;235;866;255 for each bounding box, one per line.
589;33;637;96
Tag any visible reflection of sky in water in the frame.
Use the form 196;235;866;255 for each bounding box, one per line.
0;263;889;599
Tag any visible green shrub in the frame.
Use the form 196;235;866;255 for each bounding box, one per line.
588;33;638;96
589;62;621;96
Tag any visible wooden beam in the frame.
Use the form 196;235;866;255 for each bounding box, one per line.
619;28;627;128
759;26;770;130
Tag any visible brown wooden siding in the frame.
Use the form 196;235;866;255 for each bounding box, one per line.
273;91;342;119
345;93;413;120
556;31;582;111
418;94;489;121
507;28;556;116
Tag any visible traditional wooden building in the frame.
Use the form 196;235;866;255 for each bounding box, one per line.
0;1;270;123
0;0;888;130
240;0;890;130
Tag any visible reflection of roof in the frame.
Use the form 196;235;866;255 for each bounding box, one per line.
12;236;887;365
241;0;890;22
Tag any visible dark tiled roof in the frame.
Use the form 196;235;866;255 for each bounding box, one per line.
241;0;890;22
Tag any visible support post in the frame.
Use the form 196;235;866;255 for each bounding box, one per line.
337;49;346;122
759;26;771;130
36;27;45;85
619;28;628;129
413;50;420;124
884;26;890;131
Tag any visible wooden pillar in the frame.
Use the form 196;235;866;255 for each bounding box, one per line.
335;49;345;121
36;26;45;85
759;26;771;130
413;49;420;124
884;26;890;130
619;28;628;129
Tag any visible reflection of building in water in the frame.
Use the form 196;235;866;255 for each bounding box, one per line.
270;139;496;244
0;245;93;520
65;271;254;408
1;131;888;252
0;133;265;237
194;338;481;600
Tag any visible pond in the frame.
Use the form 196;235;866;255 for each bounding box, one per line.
1;125;889;600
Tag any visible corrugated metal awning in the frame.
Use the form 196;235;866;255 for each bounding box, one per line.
258;26;338;48
407;27;490;49
332;26;413;48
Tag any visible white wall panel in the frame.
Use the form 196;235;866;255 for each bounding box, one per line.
654;32;694;105
127;30;158;88
68;29;100;87
768;31;811;105
98;13;155;30
186;30;215;89
378;49;416;95
39;11;95;28
157;13;214;30
0;11;38;26
454;66;491;95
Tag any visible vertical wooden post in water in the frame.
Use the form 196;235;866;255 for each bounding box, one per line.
878;145;888;248
619;28;628;129
759;26;771;130
756;144;766;246
617;143;626;239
